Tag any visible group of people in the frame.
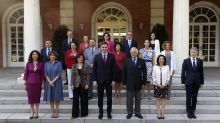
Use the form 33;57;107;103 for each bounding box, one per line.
23;30;204;120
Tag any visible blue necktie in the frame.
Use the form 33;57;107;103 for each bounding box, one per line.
193;59;196;69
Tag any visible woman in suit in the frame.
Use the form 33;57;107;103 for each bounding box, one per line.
152;55;170;119
71;54;89;118
160;41;176;100
113;42;126;99
149;32;160;62
23;50;44;119
65;42;78;99
139;39;155;99
43;51;64;118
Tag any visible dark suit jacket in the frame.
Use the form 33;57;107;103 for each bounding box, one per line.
63;38;77;55
93;53;116;84
181;58;204;86
122;58;147;91
122;39;138;58
41;48;52;63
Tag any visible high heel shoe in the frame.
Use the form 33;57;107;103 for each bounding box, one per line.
29;116;34;119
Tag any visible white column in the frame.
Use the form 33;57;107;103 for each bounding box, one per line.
24;0;41;64
173;0;189;75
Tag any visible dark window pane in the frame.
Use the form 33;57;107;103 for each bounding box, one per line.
210;26;216;31
210;50;215;55
209;56;215;62
203;38;208;43
202;50;208;55
210;44;215;49
195;16;208;23
203;26;208;31
202;7;209;15
210;31;216;37
207;10;214;18
203;44;208;49
210;38;215;43
194;7;202;15
210;16;217;22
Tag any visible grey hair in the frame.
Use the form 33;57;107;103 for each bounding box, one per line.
130;47;138;53
190;47;199;53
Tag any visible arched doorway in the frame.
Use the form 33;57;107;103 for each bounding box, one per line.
189;6;219;66
92;2;132;44
7;8;24;67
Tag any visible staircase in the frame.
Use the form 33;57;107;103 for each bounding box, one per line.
0;68;220;123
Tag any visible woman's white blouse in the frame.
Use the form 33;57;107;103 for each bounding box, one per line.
152;65;170;86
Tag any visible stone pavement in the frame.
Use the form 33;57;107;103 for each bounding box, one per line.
0;67;220;123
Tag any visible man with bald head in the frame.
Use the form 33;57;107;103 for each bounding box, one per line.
181;47;204;119
122;47;146;119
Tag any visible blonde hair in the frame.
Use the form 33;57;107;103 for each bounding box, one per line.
162;41;172;50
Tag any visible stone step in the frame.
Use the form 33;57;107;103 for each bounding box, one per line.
1;113;220;123
0;105;220;114
1;97;220;105
0;89;220;97
1;83;220;90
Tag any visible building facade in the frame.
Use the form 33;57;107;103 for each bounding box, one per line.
0;0;219;72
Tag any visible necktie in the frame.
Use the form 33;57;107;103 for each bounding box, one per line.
160;67;162;85
193;59;196;69
92;48;94;56
133;58;136;64
103;54;107;63
47;48;51;56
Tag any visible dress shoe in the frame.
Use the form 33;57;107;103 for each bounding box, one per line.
98;114;103;119
107;114;112;119
135;114;143;119
34;116;39;119
126;114;132;119
29;116;34;119
191;113;197;119
187;113;192;119
71;115;79;119
160;117;165;119
88;96;93;100
64;82;68;85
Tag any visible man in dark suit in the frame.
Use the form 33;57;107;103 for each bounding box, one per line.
63;30;77;85
41;40;53;63
122;47;146;119
122;31;138;58
93;42;116;119
63;30;77;55
181;47;204;119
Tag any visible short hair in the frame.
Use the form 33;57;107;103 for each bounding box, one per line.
48;50;58;58
89;38;96;42
28;50;42;62
114;42;123;52
190;47;198;52
75;53;85;63
156;55;166;66
162;41;172;50
100;41;108;46
130;47;138;53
